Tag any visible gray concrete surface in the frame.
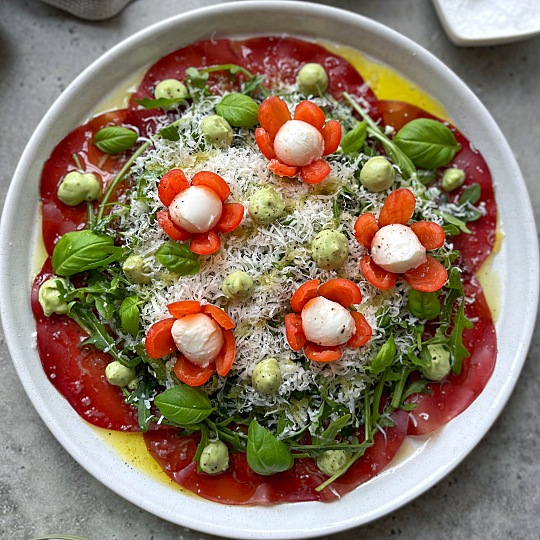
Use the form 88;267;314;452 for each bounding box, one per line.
1;0;539;539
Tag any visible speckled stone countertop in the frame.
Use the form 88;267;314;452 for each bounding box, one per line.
1;0;539;539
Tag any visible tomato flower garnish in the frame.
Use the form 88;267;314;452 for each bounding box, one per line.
145;300;236;387
285;278;372;363
255;97;342;184
156;168;245;255
354;188;448;292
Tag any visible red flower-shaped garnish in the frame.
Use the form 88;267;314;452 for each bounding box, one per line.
354;188;448;292
285;278;372;363
145;300;236;387
156;169;244;255
255;97;342;184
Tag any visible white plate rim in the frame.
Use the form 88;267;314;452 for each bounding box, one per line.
1;1;538;538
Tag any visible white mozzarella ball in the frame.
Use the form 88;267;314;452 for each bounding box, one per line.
169;185;223;233
371;224;427;273
171;313;224;367
301;296;355;346
273;120;324;166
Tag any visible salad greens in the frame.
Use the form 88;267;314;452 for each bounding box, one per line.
43;60;487;490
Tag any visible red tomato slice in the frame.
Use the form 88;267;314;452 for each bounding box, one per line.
300;159;331;185
202;304;235;330
167;300;202;318
258;96;291;139
215;203;244;233
145;318;177;359
354;212;379;248
378;187;416;228
191;171;230;202
255;127;276;160
293;100;326;130
347;312;373;347
214;329;236;377
173;354;215;386
403;255;448;293
269;159;298;178
304;342;342;363
360;255;397;290
290;279;320;312
318;278;362;307
156;210;192;241
321;120;342;155
190;230;221;255
410;221;446;250
285;313;307;352
158;168;189;206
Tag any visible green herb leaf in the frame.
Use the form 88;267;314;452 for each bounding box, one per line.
247;420;294;476
435;211;472;234
459;183;481;205
155;242;200;275
449;301;474;375
119;296;140;336
185;67;209;89
135;97;187;110
370;336;396;375
216;93;259;128
158;124;180;142
317;414;351;446
93;126;138;154
51;230;124;277
341;121;367;154
394;118;461;169
155;385;213;425
407;290;441;320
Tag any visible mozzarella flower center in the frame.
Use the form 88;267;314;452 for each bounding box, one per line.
301;296;355;346
171;313;224;367
169;185;223;233
273;120;324;166
371;224;427;273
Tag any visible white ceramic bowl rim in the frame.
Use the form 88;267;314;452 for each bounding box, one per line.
1;2;538;538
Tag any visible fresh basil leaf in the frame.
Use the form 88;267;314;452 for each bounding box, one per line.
119;296;140;336
394;118;461;169
155;242;200;275
135;97;187;110
155;385;213;425
459;183;481;205
93;126;138;154
341;121;367;154
407;290;441;320
216;93;259;128
370;335;396;375
247;420;294;476
52;230;124;277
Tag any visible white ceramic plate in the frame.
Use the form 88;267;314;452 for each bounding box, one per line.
1;2;538;538
433;0;540;46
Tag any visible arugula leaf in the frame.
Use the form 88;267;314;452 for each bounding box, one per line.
185;67;209;89
125;379;158;432
155;242;200;275
52;230;124;277
135;96;188;110
459;183;481;205
155;385;213;425
247;420;294;475
394;118;461;169
216;93;259;128
449;301;474;374
316;414;351;446
93;126;138;154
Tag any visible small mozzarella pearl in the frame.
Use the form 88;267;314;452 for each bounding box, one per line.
169;185;223;233
371;224;427;273
273;120;324;166
171;313;224;367
301;296;355;346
